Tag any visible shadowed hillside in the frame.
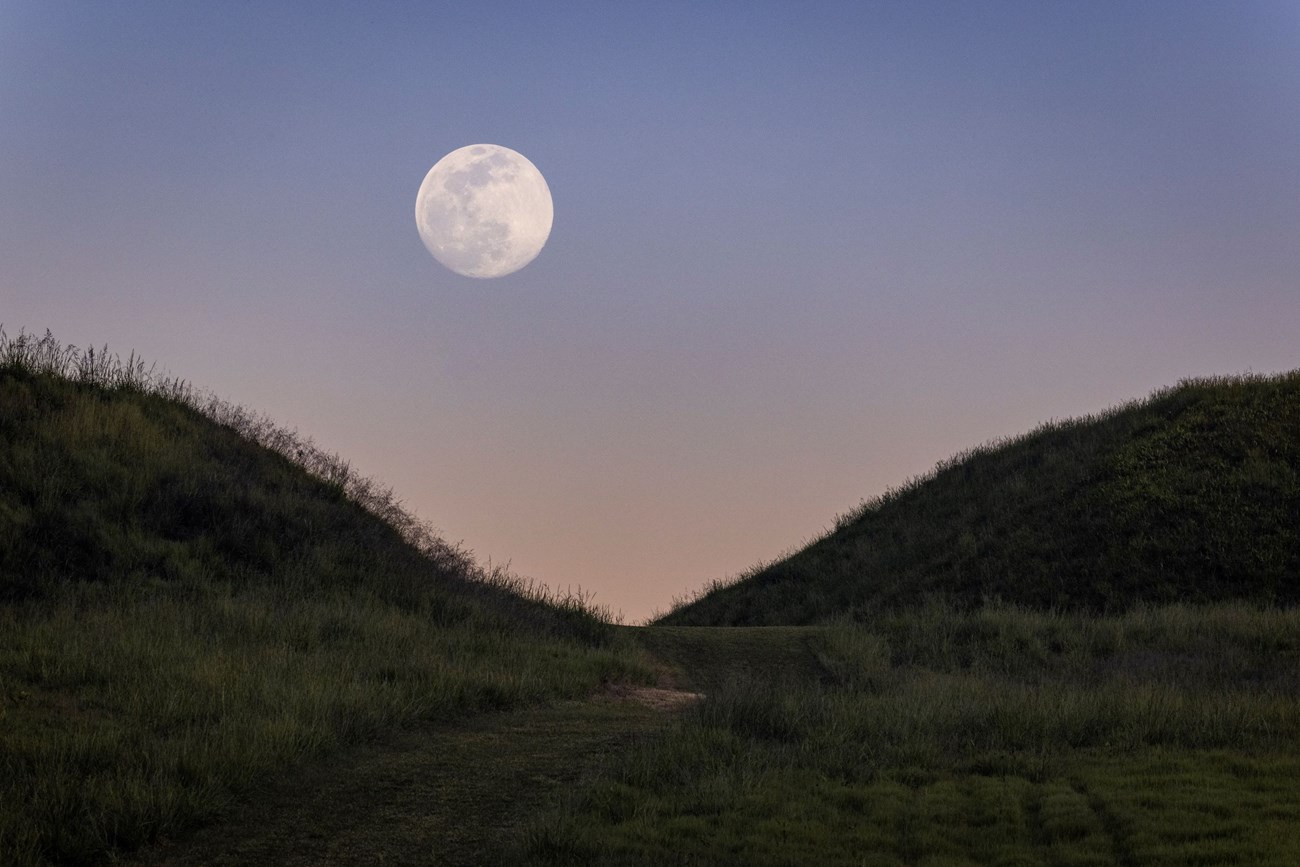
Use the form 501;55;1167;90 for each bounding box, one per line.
0;328;596;634
0;329;648;865
663;372;1300;626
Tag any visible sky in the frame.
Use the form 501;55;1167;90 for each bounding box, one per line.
2;1;1298;622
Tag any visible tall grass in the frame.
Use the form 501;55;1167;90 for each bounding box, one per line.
691;603;1300;769
0;582;650;864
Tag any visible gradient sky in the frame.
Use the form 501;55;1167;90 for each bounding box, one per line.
3;1;1298;621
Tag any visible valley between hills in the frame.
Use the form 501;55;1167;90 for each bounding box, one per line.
3;331;1299;866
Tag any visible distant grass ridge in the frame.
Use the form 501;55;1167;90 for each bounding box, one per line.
0;328;650;865
663;371;1300;625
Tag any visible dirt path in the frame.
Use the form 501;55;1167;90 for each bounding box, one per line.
132;690;697;867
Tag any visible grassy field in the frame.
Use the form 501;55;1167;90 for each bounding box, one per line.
665;371;1300;625
526;605;1300;865
0;583;652;865
127;694;678;866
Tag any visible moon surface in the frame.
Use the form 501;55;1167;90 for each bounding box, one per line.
415;144;554;279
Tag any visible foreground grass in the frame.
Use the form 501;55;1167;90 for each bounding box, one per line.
527;604;1300;865
0;582;652;865
130;694;676;866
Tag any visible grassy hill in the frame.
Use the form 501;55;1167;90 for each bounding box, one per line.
663;372;1300;626
0;330;650;865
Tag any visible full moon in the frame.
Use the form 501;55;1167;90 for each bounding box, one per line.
415;144;554;279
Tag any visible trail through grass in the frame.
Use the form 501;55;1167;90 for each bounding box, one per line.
0;584;652;865
129;695;678;867
627;625;830;691
10;605;1300;865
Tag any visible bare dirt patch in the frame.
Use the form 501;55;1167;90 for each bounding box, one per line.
603;683;704;710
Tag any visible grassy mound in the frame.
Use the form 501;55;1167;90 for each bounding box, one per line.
663;372;1300;626
0;330;649;865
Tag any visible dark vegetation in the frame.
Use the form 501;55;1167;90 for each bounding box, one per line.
0;329;651;865
5;327;1299;865
131;696;676;867
531;607;1300;865
0;327;603;636
663;371;1300;626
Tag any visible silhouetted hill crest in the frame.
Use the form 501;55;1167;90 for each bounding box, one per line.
0;327;606;640
662;372;1300;626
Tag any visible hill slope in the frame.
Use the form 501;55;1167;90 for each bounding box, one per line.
0;331;647;865
663;372;1300;626
0;330;589;633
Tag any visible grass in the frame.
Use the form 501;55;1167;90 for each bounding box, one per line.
0;329;654;865
0;327;602;631
130;694;678;866
663;370;1300;625
625;626;829;691
0;584;649;864
525;604;1300;865
7;328;1300;864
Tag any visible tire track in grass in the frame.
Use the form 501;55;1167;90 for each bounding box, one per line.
1072;777;1137;867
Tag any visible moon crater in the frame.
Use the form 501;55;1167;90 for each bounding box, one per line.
415;144;553;279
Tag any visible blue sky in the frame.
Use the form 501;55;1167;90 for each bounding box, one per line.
3;1;1298;620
